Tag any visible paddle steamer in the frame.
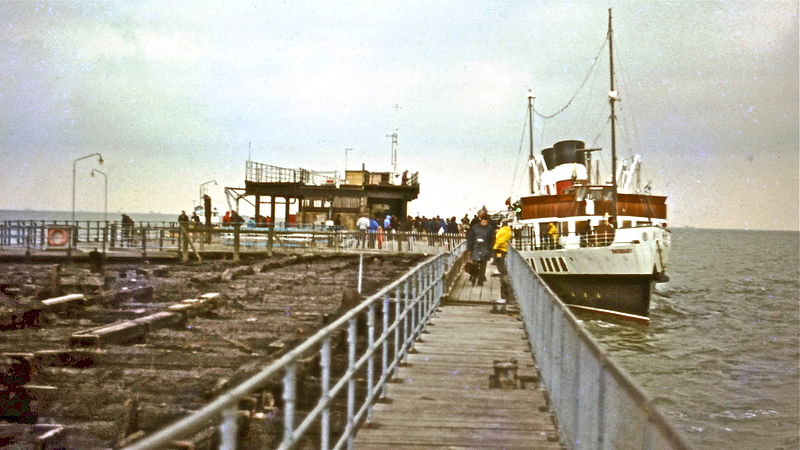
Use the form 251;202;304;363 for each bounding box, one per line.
512;10;670;323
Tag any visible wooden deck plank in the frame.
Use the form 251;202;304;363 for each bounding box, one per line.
354;271;560;449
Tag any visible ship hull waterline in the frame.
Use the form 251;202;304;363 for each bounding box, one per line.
539;273;659;324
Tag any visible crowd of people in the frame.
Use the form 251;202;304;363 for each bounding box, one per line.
353;213;500;235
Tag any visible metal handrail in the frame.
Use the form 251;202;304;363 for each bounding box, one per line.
246;160;342;186
0;222;464;256
506;246;692;449
126;242;465;449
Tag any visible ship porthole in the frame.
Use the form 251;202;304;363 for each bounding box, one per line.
642;232;648;241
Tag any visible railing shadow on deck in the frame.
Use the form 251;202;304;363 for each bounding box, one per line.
507;246;693;450
124;243;466;450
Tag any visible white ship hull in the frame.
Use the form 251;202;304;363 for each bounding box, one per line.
516;225;670;322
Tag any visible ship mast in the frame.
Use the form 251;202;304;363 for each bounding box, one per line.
608;8;618;223
528;90;535;194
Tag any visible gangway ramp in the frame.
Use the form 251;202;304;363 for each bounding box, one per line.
354;270;561;449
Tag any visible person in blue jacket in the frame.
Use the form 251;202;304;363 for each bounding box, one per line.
368;216;380;248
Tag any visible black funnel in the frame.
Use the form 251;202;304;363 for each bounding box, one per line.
553;140;586;166
541;148;555;170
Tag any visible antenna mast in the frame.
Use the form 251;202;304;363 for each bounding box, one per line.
388;103;401;177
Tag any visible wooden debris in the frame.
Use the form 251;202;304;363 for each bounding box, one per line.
22;384;58;401
0;424;64;447
267;340;285;353
41;293;85;307
115;396;141;445
221;265;255;282
33;349;96;368
117;430;146;448
49;264;61;297
69;311;184;347
40;293;86;313
214;333;258;355
167;293;222;317
113;285;154;303
189;273;221;285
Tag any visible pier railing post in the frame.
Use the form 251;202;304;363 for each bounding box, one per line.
102;221;107;254
267;225;275;257
281;362;297;447
381;293;390;398
393;286;402;374
367;303;376;423
320;336;332;450
25;225;31;258
346;317;357;450
233;223;240;262
402;281;410;360
219;404;238;450
141;226;147;258
181;225;189;263
66;226;73;263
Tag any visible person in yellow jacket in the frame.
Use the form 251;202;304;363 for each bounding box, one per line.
547;222;559;249
493;221;512;275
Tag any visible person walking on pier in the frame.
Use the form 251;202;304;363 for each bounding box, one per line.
368;216;380;248
121;213;134;247
356;214;370;248
493;221;512;275
178;210;189;225
466;215;495;286
191;211;201;242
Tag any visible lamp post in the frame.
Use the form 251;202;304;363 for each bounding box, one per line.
91;169;108;222
199;180;217;204
72;153;103;221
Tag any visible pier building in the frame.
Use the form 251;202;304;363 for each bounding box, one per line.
232;161;419;228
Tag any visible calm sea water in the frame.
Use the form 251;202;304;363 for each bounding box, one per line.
582;228;800;449
0;209;179;223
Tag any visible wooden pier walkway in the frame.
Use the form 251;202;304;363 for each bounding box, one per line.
354;267;562;449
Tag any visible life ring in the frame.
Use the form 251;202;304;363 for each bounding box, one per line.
47;228;69;247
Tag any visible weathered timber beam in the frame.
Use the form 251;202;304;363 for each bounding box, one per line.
69;311;184;347
40;293;85;308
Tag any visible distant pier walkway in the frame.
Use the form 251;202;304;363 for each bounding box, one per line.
354;269;562;449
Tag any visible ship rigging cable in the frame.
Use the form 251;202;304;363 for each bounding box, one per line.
510;106;532;198
533;36;608;119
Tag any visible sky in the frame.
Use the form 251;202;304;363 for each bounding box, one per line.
0;0;797;230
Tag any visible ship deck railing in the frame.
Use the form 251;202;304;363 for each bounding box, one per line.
513;223;670;251
512;231;616;250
